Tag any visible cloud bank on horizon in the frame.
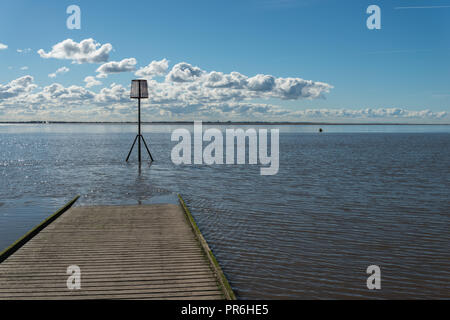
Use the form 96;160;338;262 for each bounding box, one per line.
0;38;448;123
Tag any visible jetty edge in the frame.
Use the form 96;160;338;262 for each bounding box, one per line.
178;194;236;300
0;195;80;264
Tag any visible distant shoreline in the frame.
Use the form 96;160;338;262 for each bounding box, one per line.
0;121;449;125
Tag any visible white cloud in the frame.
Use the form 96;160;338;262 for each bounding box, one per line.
17;48;31;54
135;58;169;78
96;58;137;78
0;75;37;101
20;66;29;70
84;76;102;88
2;76;447;122
94;83;129;104
151;104;449;122
0;63;447;123
38;83;95;101
247;74;275;91
288;107;450;122
161;62;333;102
205;71;247;89
38;38;112;64
48;66;70;78
275;78;332;99
166;62;204;82
0;43;7;50
158;62;333;104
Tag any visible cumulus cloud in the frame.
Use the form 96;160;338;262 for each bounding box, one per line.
38;38;112;64
291;107;449;120
48;66;70;78
96;58;137;78
94;83;129;104
2;75;446;122
39;83;95;101
135;58;169;78
155;104;448;122
205;71;247;89
0;75;37;101
275;78;332;99
161;62;333;101
84;76;102;88
0;62;447;123
166;62;204;82
247;74;275;91
0;43;7;50
20;66;29;70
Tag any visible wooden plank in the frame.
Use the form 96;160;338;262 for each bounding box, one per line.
0;279;219;290
0;273;217;284
0;201;233;300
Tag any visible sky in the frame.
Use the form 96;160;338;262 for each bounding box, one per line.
0;0;449;123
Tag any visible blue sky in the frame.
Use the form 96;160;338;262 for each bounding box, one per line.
0;0;449;122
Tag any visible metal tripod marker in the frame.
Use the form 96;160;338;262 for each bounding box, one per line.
126;79;154;163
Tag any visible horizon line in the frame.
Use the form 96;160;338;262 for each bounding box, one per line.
1;121;449;126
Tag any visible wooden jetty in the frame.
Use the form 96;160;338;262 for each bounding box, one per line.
0;196;235;300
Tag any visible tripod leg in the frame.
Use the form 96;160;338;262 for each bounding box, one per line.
126;135;139;162
140;135;154;162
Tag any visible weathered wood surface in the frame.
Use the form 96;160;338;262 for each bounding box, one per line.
0;204;225;300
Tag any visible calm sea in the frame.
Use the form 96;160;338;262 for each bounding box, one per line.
0;124;449;299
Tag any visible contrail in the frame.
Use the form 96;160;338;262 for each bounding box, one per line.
395;5;450;9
